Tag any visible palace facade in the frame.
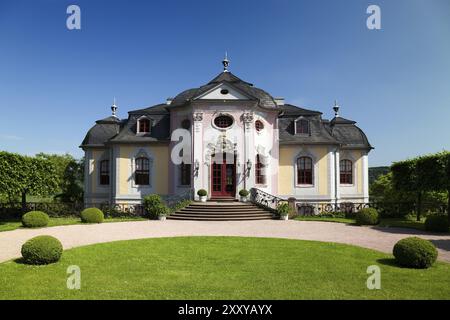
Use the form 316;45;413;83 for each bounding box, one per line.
81;59;372;209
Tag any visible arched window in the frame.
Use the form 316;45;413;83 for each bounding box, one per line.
138;118;151;133
340;159;353;184
255;154;267;185
135;157;150;185
255;120;264;132
295;119;310;134
99;160;110;185
180;162;191;186
297;157;313;185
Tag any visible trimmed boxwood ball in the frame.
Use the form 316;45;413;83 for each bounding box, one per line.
21;211;49;228
239;189;249;197
425;215;450;233
80;207;104;223
21;235;63;265
393;237;438;269
197;189;207;197
355;208;379;225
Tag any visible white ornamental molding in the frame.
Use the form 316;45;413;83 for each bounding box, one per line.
242;112;254;130
193;112;203;122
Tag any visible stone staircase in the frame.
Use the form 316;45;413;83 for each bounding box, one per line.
168;202;275;221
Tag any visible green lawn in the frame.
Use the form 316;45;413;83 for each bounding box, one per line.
0;216;147;232
0;237;449;300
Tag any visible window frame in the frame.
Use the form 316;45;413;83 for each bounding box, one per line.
99;159;110;186
296;156;313;186
340;159;353;185
255;154;267;185
255;120;264;132
295;118;310;135
180;162;191;186
137;117;151;134
135;157;150;186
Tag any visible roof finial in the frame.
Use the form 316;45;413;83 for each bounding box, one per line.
333;100;340;117
222;52;229;72
111;97;118;117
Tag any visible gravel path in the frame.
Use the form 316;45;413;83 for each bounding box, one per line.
1;220;449;263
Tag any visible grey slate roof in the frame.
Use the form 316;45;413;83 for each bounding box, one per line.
328;117;372;149
81;74;372;151
170;72;278;109
80;116;121;148
108;104;171;144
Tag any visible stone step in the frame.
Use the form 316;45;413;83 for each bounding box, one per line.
168;215;274;221
180;207;265;213
170;213;273;219
169;203;275;221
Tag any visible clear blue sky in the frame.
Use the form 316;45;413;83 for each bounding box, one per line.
0;0;449;166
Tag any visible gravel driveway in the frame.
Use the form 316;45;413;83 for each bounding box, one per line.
1;220;449;263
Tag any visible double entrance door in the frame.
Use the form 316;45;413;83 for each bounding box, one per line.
211;153;236;197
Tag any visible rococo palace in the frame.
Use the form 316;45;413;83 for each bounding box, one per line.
81;57;372;214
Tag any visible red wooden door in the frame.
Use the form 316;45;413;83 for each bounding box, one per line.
211;153;235;197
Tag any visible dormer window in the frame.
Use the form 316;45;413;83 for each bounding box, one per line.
295;118;310;135
137;117;151;134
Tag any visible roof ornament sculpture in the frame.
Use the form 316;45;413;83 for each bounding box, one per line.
333;100;340;117
111;97;118;117
222;52;229;72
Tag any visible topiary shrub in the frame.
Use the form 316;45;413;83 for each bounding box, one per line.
277;202;293;218
21;211;49;228
355;208;379;225
393;237;438;269
425;215;450;233
143;194;168;219
21;235;63;265
239;189;249;197
197;189;207;197
80;207;104;223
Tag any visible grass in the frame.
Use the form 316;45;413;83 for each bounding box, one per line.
0;216;147;232
0;237;449;300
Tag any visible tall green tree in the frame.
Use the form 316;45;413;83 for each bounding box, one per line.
0;151;58;210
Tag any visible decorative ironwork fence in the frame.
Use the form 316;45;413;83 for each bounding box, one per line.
249;188;447;218
250;188;286;213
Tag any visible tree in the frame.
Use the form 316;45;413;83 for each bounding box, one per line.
36;153;84;202
391;159;424;221
0;151;59;211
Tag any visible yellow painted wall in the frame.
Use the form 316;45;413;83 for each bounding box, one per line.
118;145;169;195
91;149;106;194
278;145;329;195
354;150;363;193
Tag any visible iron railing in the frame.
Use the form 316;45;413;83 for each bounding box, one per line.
250;188;287;213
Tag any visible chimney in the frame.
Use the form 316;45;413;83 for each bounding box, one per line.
274;97;285;106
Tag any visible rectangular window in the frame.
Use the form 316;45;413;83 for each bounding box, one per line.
100;160;110;185
297;157;313;185
135;157;150;185
180;163;191;186
255;155;266;185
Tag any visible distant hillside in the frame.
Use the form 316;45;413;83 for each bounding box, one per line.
369;166;390;185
